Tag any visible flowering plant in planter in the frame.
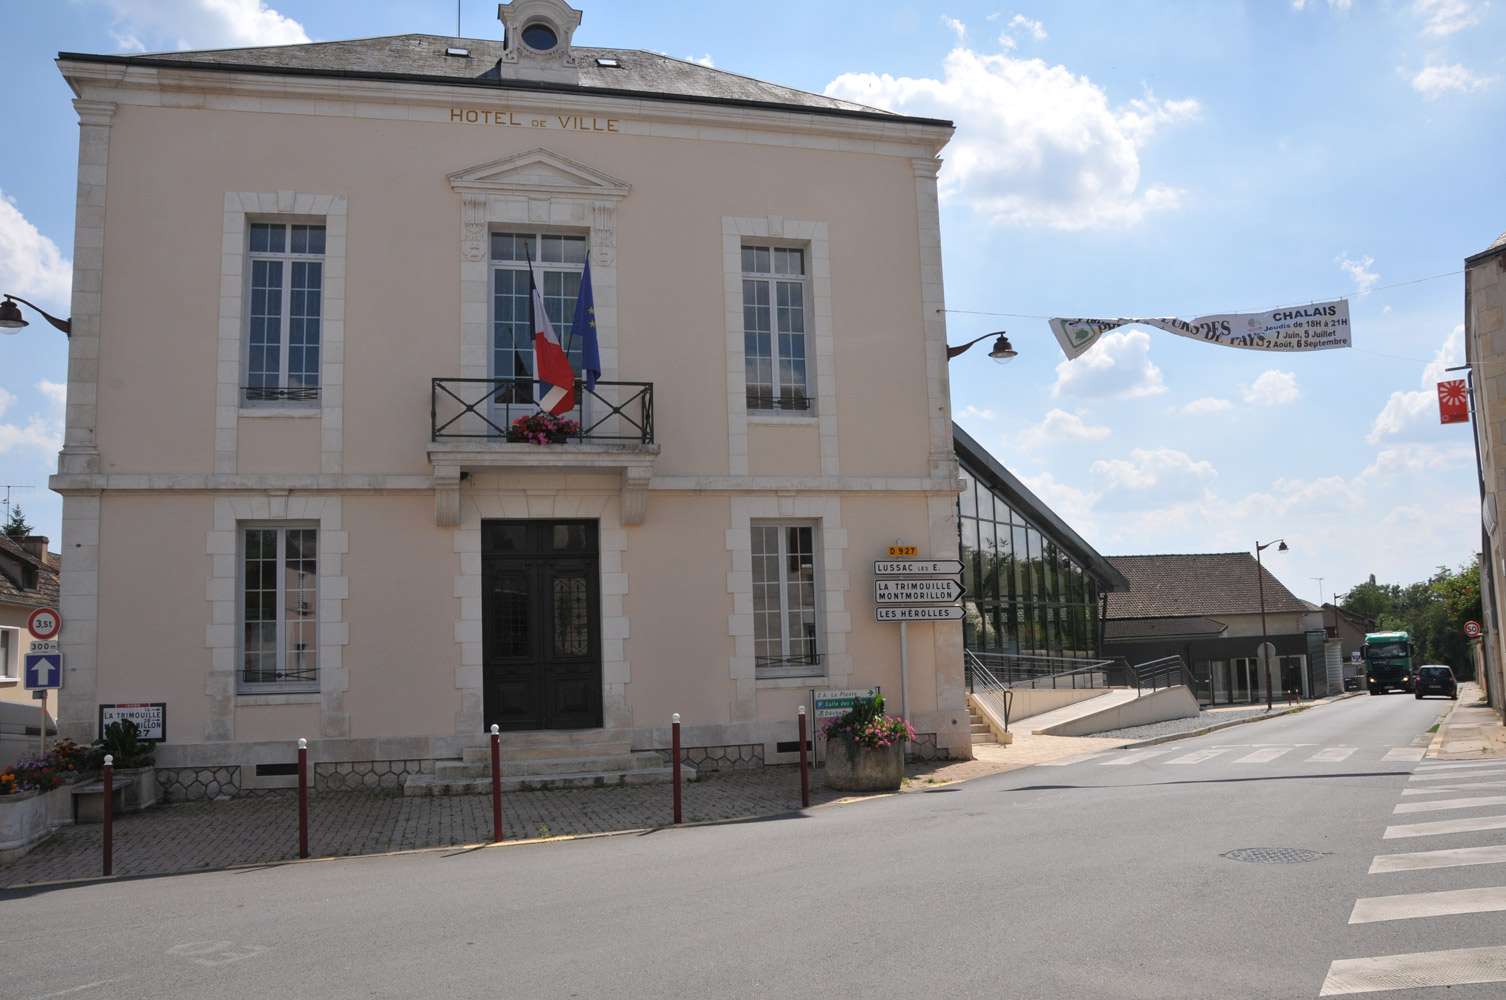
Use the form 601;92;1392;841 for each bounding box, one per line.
507;412;581;444
0;740;86;795
819;694;915;749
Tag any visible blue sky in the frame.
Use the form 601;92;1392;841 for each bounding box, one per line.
2;0;1503;605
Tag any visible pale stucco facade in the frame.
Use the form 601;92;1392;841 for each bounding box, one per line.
1466;230;1506;714
49;1;973;793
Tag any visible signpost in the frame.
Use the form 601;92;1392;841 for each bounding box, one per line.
812;688;879;765
874;579;965;604
27;607;61;641
874;559;964;576
99;703;167;742
25;607;61;754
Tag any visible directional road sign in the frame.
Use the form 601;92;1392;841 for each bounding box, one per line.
874;559;963;576
24;652;62;690
875;605;965;622
874;579;965;604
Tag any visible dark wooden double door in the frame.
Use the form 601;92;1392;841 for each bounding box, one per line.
482;520;602;731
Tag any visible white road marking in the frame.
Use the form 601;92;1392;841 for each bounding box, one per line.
1393;794;1506;814
1414;761;1506;771
1410;767;1506;781
1097;750;1169;766
34;983;123;999
1402;781;1506;795
1370;844;1506;873
1037;753;1107;766
1320;945;1506;994
1382;747;1426;761
1234;747;1292;763
1384;814;1506;839
1349;885;1506;923
1165;748;1232;764
1307;747;1357;762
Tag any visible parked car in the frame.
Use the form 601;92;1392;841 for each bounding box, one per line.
1414;665;1458;700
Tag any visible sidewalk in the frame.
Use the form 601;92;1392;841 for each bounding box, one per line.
1426;682;1506;760
2;733;1129;889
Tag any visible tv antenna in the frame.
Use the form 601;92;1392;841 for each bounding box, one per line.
2;484;35;522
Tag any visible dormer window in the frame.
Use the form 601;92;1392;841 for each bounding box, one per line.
521;22;558;51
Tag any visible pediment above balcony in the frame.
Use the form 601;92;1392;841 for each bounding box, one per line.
427;441;659;527
447;147;631;200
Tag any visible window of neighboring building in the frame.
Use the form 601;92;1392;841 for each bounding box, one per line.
491;232;587;406
0;627;15;681
240;524;318;690
751;522;822;677
742;245;809;413
244;221;324;406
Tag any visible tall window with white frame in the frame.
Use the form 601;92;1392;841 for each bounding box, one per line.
751;523;821;678
742;245;809;413
0;627;14;681
491;232;586;407
244;221;324;405
241;525;318;690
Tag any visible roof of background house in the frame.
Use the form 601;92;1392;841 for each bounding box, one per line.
953;424;1131;593
1104;552;1309;618
58;35;952;127
0;535;61;610
1103;616;1229;641
1467;227;1506;264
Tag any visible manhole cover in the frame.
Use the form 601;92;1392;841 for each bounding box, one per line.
1223;847;1325;864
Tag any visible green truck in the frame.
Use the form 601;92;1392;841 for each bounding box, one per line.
1362;630;1415;695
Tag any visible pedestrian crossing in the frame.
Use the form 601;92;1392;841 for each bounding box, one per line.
1037;744;1433;768
1320;759;1506;995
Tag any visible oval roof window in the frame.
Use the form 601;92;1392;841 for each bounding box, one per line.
521;22;558;51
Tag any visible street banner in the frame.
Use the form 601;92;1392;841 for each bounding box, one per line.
1049;299;1350;360
1438;379;1469;424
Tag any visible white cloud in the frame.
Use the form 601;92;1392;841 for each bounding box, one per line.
1014;470;1097;529
1017;408;1111;450
1359;442;1475;485
1242;370;1300;406
1415;0;1486;37
85;0;310;52
941;15;966;41
0;381;66;457
957;405;997;421
1367;325;1465;443
826;48;1199;229
686;54;715;67
1411;62;1493;99
1292;1;1355;11
1007;15;1047;40
1090;447;1217;509
1336;252;1380;292
1049;330;1167;400
1183;396;1234;415
0;191;72;314
1271;475;1365;516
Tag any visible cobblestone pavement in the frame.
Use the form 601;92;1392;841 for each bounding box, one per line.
2;734;1137;888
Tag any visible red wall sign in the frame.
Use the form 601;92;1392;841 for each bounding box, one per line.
1438;380;1469;425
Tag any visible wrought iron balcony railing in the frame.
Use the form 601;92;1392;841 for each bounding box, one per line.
431;377;654;444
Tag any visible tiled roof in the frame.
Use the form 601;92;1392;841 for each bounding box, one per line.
0;535;61;611
60;35;947;126
1104;616;1229;640
1104;552;1308;619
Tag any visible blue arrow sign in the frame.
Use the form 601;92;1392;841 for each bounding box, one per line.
24;653;62;690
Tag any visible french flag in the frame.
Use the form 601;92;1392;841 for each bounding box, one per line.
527;253;575;415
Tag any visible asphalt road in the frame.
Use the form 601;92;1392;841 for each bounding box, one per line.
4;693;1498;999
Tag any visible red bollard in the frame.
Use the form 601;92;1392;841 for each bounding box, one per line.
490;724;503;842
798;706;810;808
101;754;114;877
297;738;309;859
672;713;682;825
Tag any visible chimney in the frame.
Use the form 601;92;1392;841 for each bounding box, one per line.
19;535;49;562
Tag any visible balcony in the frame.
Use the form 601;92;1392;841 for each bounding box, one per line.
426;377;659;527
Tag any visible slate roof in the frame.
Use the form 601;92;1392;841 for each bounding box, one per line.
1467;227;1506;264
59;34;949;127
1104;552;1308;619
0;535;61;611
1103;616;1229;641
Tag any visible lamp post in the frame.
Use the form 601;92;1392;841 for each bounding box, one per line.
1255;538;1289;710
946;331;1017;363
0;294;71;337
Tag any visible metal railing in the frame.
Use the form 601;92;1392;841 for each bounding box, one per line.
1131;655;1195;695
431;377;654;444
964;651;1120;690
964;650;1015;732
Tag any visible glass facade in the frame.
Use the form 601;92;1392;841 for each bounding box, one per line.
957;463;1101;659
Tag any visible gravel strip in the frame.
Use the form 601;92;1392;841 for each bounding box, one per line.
1093;707;1277;741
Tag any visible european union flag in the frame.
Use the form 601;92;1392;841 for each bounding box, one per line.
570;258;600;390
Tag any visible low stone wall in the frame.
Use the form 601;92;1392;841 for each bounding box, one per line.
669;743;764;772
315;759;429;792
158;766;241;802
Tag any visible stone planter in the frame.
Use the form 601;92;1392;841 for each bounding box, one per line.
116;766;159;811
0;784;74;863
823;740;904;792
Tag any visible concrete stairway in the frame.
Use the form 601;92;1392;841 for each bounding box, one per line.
403;729;697;796
968;702;997;746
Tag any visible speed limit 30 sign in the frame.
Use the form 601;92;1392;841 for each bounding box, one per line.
27;607;61;640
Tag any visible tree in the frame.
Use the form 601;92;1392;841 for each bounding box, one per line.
3;505;32;540
1339;562;1480;679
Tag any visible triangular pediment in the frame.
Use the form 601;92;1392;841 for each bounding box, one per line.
448;148;630;199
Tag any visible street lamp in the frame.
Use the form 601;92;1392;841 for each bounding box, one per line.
946;331;1017;363
0;294;71;337
1255;538;1289;710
